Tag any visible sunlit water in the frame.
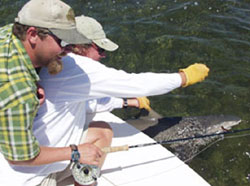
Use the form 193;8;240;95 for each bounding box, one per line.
1;0;249;185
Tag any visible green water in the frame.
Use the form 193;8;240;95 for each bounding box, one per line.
1;0;250;185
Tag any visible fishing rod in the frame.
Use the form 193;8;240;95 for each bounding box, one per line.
72;127;250;185
102;127;250;153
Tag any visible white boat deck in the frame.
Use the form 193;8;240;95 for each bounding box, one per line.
89;112;210;186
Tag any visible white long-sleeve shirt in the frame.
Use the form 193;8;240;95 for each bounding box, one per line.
86;97;123;114
0;53;182;186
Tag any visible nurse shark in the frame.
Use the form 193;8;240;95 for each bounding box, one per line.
126;109;242;161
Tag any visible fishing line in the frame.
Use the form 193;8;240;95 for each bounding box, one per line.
223;133;250;139
184;132;250;162
183;138;223;163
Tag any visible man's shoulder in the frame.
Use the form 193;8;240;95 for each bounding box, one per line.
64;53;93;63
40;53;107;80
63;53;105;69
39;54;90;80
0;24;13;40
0;24;13;56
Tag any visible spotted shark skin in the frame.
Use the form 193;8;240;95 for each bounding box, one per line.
126;110;241;160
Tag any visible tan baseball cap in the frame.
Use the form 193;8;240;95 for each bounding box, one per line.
76;15;118;51
15;0;91;45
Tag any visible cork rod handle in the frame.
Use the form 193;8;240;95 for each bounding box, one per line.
102;145;129;153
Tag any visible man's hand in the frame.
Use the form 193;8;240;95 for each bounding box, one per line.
179;63;209;87
137;96;151;111
36;83;45;105
125;97;151;111
78;143;103;166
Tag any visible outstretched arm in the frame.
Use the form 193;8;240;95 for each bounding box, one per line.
39;54;209;104
86;96;151;113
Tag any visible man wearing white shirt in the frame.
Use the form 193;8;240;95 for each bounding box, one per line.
0;15;209;186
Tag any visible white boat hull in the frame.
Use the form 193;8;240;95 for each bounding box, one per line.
87;112;210;186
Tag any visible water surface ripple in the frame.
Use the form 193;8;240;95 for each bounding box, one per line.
0;1;249;186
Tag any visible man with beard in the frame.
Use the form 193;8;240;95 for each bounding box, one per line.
19;15;208;186
0;1;99;185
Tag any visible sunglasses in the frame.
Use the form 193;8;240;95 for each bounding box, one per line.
46;30;68;48
92;43;105;54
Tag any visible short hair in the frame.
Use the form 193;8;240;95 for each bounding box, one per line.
12;22;49;41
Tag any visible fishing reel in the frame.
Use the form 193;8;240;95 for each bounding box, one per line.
70;145;127;185
71;163;100;185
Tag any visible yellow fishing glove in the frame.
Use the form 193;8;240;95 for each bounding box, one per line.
137;97;151;111
179;63;209;87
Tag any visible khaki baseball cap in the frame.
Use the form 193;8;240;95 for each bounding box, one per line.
76;15;118;51
15;0;91;45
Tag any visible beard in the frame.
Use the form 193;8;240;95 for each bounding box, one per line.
47;56;63;75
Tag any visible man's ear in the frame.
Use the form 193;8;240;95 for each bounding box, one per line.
26;27;39;45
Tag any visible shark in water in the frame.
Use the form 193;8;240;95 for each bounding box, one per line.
126;109;242;161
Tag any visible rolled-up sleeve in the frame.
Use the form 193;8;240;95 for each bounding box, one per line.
0;103;40;161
